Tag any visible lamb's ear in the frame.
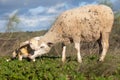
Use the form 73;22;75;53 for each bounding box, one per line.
47;42;53;47
20;40;30;47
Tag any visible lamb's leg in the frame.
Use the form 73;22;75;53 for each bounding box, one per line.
28;52;39;61
75;42;82;63
18;55;23;61
28;54;36;62
62;43;66;63
99;32;109;62
12;51;17;60
30;58;36;62
28;50;45;61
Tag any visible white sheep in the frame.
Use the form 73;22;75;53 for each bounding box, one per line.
27;5;114;63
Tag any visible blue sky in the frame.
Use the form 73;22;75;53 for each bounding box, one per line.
0;0;119;32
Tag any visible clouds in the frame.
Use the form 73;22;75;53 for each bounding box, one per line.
47;3;67;14
112;0;120;10
29;6;46;15
0;0;119;32
0;0;65;12
0;1;67;32
18;3;68;31
17;2;72;31
20;17;40;27
0;0;96;14
20;15;55;27
0;1;70;32
0;20;6;32
19;13;57;31
28;3;69;15
18;15;56;31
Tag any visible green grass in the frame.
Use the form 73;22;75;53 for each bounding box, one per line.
0;53;120;80
0;22;120;80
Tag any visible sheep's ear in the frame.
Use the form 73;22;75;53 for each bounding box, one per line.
47;42;53;47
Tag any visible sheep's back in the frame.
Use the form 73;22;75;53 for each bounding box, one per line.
50;5;114;42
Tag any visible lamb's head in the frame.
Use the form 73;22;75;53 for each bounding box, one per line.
20;36;54;60
20;36;42;50
29;37;41;50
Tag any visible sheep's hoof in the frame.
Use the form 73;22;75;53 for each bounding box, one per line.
19;59;22;61
78;60;82;63
97;59;104;63
62;58;66;63
77;58;82;63
99;58;104;62
62;61;66;63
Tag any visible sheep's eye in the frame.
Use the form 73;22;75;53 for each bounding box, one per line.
40;46;44;48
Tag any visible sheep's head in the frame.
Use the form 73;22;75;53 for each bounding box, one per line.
30;36;53;52
31;35;54;54
38;42;53;53
28;41;53;60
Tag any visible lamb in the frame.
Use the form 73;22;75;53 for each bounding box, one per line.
11;44;34;61
8;37;41;61
28;5;114;63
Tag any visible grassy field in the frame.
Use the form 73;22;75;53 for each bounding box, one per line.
0;53;120;80
0;42;120;79
0;22;120;79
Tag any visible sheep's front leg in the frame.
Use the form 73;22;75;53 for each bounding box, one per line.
75;42;82;63
62;44;66;63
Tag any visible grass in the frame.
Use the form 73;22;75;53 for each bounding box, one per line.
0;22;120;80
0;52;120;80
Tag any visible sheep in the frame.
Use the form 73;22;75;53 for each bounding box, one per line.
28;5;114;63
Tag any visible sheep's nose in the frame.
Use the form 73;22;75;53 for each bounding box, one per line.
34;47;40;51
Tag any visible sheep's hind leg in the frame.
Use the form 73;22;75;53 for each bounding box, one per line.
97;38;102;55
62;43;66;63
75;42;82;63
99;32;109;62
